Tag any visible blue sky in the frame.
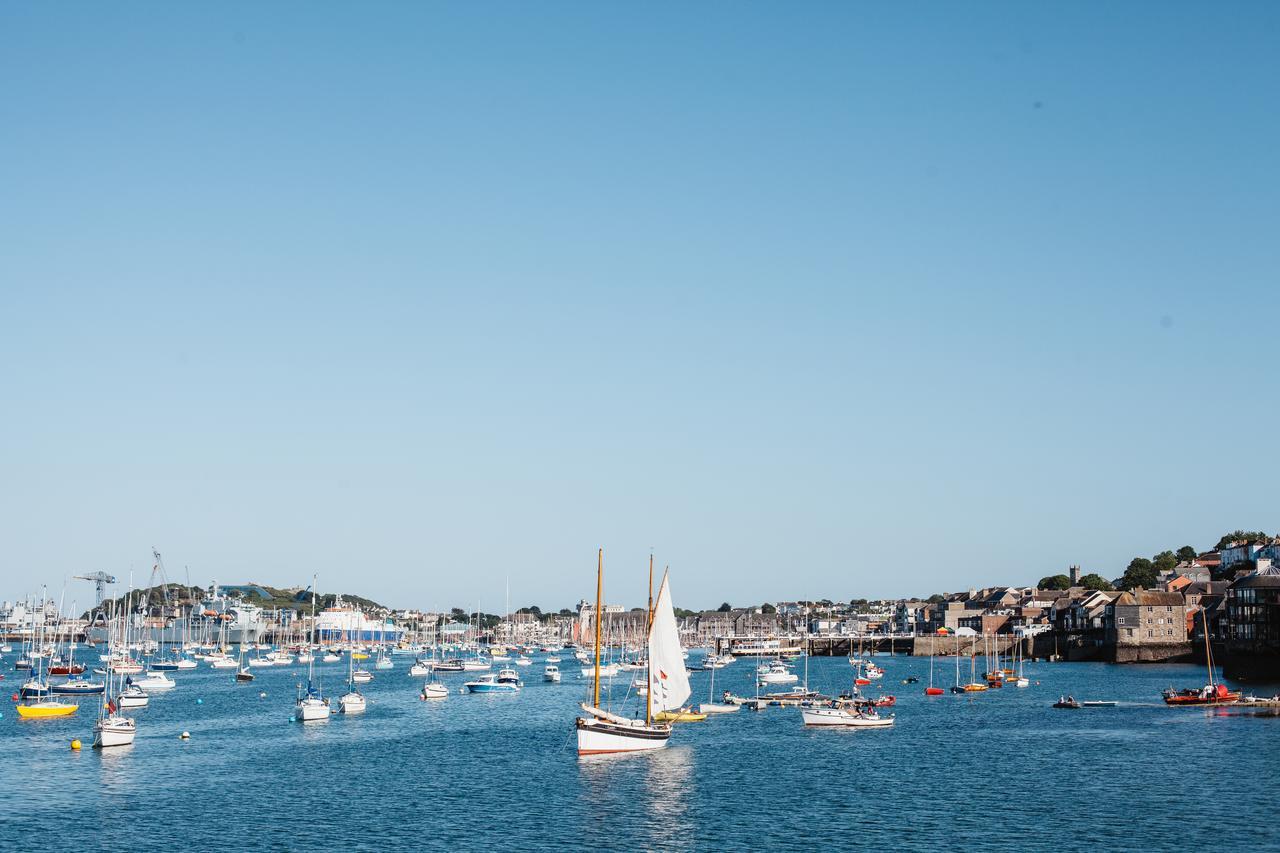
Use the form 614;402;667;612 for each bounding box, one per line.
2;2;1277;613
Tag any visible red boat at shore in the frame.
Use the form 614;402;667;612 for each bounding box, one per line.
1163;683;1242;706
1163;622;1240;706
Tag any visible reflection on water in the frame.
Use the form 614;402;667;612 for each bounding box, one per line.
96;741;136;790
644;745;693;847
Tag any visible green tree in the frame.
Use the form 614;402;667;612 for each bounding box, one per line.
717;602;732;612
1176;545;1198;562
1152;551;1179;573
1215;530;1269;550
1119;557;1157;590
1038;574;1072;590
1078;573;1114;591
761;603;777;614
557;608;574;617
926;594;945;604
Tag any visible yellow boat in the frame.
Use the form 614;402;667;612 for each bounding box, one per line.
351;652;370;660
963;683;989;693
16;700;79;718
654;708;707;723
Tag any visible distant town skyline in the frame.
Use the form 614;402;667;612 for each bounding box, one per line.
3;4;1278;612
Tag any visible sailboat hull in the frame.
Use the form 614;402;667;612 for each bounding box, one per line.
801;707;894;728
575;717;671;755
339;693;367;714
296;699;331;721
94;718;136;747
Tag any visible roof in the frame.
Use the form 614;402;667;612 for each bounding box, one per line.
1233;571;1280;589
1121;590;1184;606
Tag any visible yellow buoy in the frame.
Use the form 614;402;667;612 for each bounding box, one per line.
70;740;82;750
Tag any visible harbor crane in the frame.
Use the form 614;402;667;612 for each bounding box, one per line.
73;571;117;606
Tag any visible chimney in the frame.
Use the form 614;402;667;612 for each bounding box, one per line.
1069;565;1081;586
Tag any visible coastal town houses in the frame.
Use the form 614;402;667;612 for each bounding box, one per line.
1219;537;1280;574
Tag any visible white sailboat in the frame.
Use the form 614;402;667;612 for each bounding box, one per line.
576;551;689;756
295;578;331;722
338;625;367;715
95;608;136;748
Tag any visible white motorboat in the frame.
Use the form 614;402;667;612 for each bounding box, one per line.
546;655;561;664
209;656;238;669
409;661;432;677
248;657;276;668
515;656;533;667
174;658;198;670
544;664;562;683
322;652;341;663
801;706;894;728
297;652;315;664
134;672;176;692
352;669;374;684
758;663;799;685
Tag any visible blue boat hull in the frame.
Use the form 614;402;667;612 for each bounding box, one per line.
51;683;106;695
465;683;519;693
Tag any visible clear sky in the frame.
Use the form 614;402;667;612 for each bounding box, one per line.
2;2;1277;614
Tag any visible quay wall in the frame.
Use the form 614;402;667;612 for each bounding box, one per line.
797;634;1193;664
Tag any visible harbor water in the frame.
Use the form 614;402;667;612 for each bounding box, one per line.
2;654;1276;851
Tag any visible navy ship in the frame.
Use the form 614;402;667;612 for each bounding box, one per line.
87;582;268;646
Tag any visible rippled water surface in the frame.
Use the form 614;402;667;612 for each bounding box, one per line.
3;654;1276;851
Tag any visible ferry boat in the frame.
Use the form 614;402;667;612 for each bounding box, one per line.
313;597;405;644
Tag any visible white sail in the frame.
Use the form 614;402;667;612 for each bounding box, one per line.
647;573;691;713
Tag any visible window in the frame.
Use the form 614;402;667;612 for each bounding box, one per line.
1167;629;1173;636
1126;628;1134;637
1147;606;1153;613
1166;605;1172;612
1147;629;1153;637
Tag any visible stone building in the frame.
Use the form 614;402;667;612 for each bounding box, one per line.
1107;589;1188;661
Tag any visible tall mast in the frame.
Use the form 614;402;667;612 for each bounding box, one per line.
593;549;603;709
646;553;654;725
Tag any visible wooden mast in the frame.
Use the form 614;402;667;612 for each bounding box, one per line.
593;548;603;709
646;554;654;725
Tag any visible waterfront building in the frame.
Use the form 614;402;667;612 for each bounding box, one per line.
1223;563;1280;681
1107;590;1187;646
